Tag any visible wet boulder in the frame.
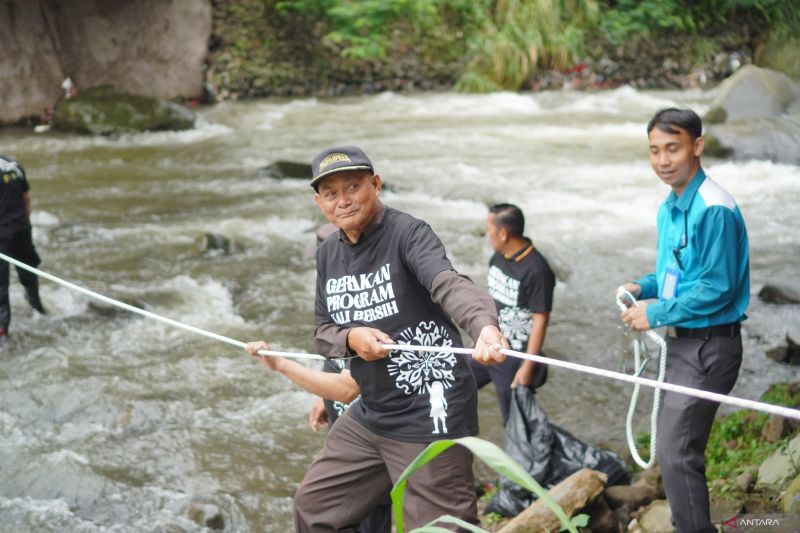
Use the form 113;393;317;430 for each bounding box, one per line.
188;501;225;530
765;333;800;365
195;233;235;256
759;284;800;305
257;161;312;180
705;65;800;123
53;85;195;135
704;66;800;164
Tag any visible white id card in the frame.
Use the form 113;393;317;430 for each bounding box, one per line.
661;267;680;300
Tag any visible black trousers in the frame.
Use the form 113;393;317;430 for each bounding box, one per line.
468;354;547;425
657;333;742;533
0;225;42;332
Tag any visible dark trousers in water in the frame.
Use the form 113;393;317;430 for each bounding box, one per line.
293;411;477;532
0;225;42;333
657;332;742;533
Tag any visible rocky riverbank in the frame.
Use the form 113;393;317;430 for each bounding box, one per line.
205;0;797;100
475;383;800;532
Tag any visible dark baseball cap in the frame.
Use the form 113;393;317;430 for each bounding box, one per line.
310;145;373;190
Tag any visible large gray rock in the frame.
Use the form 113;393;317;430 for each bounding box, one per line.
706;65;800;123
53;85;195;135
755;434;800;497
704;66;800;164
0;0;211;125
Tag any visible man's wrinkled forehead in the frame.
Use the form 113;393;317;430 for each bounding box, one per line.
315;170;373;192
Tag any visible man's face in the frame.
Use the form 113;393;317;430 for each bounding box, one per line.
486;213;504;252
314;170;381;234
648;125;704;195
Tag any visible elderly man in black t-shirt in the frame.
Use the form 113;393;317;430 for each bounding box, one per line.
294;145;507;532
0;155;46;344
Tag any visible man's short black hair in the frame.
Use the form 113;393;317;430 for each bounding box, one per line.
489;203;525;238
647;107;703;140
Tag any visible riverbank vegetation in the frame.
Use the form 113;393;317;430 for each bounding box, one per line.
208;0;800;98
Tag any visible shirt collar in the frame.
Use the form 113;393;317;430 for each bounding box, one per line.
503;238;534;262
667;167;706;212
338;202;385;244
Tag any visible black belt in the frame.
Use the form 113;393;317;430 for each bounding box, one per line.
672;322;740;339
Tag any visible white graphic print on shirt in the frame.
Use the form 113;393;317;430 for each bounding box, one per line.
331;358;359;416
487;265;519;306
498;306;532;351
388;321;456;434
325;263;399;324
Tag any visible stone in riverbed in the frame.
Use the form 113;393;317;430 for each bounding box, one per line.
257;161;312;180
53;85;195;135
705;65;800;123
703;66;800;164
765;334;800;365
759;284;800;305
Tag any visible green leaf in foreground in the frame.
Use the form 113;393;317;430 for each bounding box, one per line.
390;436;580;533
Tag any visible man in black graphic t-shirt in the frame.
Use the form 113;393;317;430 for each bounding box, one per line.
294;145;508;532
470;203;555;424
0;155;46;344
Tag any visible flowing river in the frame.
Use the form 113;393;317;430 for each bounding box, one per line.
0;87;798;532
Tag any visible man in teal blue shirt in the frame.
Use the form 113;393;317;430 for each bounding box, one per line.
619;108;749;533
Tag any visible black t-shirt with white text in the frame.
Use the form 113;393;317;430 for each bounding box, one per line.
487;242;555;352
315;207;479;442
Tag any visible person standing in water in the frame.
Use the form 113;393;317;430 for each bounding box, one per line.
0;155;46;345
471;203;555;424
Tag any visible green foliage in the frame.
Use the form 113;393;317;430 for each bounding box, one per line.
456;0;600;92
601;0;800;44
390;436;587;533
705;383;799;494
276;0;455;59
631;383;799;498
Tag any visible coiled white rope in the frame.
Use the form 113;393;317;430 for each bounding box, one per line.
2;251;799;422
615;289;666;469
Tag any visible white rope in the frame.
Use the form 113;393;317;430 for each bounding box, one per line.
616;290;666;469
3;252;798;422
384;344;800;421
0;251;323;361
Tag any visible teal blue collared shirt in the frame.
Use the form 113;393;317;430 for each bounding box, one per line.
635;168;750;328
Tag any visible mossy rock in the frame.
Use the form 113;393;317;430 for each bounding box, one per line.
53;85;195;135
783;473;800;515
701;132;733;159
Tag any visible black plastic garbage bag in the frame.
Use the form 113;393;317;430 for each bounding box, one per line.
485;387;631;517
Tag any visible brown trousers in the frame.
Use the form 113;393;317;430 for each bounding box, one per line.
293;411;478;532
